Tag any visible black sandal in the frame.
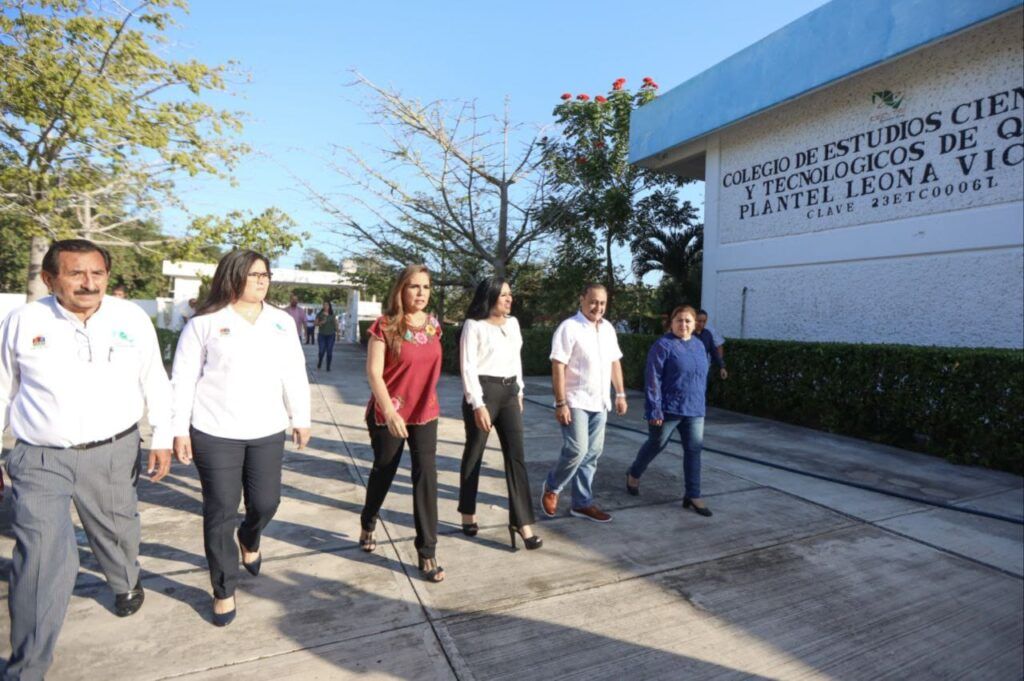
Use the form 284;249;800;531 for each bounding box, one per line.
461;522;479;537
417;554;445;582
359;530;376;553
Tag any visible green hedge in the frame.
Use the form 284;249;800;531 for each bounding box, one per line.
442;324;1023;474
155;328;180;366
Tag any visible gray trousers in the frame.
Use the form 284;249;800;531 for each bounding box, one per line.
3;432;141;681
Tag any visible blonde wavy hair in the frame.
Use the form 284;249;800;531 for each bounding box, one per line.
381;264;431;356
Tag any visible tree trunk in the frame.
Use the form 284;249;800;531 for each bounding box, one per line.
495;184;508;281
26;235;49;301
604;230;616;303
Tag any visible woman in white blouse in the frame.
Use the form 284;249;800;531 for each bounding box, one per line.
170;250;311;626
458;278;542;550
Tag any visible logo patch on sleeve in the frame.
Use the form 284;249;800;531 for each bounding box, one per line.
31;335;46;349
219;327;231;336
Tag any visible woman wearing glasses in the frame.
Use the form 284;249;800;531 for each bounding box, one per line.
358;265;446;582
170;250;311;626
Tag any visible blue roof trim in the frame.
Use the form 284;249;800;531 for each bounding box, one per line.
629;0;1023;164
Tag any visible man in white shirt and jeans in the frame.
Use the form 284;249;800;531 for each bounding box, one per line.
0;240;173;681
541;284;628;523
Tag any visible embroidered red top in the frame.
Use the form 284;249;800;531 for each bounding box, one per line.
366;314;442;426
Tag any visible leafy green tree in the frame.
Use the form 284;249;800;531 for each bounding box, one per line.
631;190;703;310
295;248;338;271
0;0;246;299
173;208;307;262
540;77;695;301
0;216;31;292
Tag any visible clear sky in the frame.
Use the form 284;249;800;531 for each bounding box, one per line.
164;0;828;268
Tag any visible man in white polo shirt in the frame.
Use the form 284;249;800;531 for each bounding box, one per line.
0;239;173;681
540;283;628;523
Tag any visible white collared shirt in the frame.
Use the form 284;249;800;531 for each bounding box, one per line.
549;311;623;412
460;316;525;409
0;296;173;449
171;304;311;439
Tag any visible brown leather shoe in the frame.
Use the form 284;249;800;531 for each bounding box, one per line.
541;486;558;517
570;505;612;523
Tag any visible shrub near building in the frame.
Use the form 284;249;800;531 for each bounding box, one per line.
443;325;1023;474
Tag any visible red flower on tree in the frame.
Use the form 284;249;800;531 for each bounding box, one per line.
560;93;572;100
595;95;607;103
612;77;626;91
576;156;588;164
594;140;605;148
642;77;653;84
577;94;590;101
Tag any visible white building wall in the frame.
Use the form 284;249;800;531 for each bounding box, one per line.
706;12;1024;348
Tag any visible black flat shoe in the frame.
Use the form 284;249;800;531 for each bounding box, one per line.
114;578;145;617
683;497;713;517
461;522;479;537
238;529;262;576
212;597;236;627
508;526;543;551
625;472;640;496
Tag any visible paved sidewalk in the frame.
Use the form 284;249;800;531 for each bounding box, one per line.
1;342;1021;680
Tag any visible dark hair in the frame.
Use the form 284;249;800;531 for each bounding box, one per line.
42;239;111;275
580;282;606;297
194;249;271;317
698;309;708;317
320;301;334;315
465;277;508;321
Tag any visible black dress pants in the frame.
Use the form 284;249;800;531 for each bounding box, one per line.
360;417;439;558
458;378;536;528
191;427;285;599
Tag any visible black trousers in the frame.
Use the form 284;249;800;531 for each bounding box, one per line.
305;324;315;344
459;378;536;528
191;427;285;599
360;417;438;558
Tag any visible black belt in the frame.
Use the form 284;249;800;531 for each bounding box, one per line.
18;424;139;450
479;375;518;386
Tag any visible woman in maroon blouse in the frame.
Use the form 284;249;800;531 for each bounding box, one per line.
358;265;445;582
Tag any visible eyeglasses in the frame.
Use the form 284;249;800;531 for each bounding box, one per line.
247;272;272;281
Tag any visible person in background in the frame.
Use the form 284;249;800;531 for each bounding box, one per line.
315;301;337;370
625;305;713;517
284;294;305;341
695;310;726;377
359;265;445;582
112;284;127;298
540;283;628;523
171;249;311;627
458;277;541;550
305;307;316;345
0;239;173;679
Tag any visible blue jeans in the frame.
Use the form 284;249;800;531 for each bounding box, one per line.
628;416;704;498
545;408;607;508
317;333;335;369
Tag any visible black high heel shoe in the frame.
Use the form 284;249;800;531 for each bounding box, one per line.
212;596;236;627
417;554;445;582
508;526;543;550
461;522;479;537
682;497;713;517
237;530;262;576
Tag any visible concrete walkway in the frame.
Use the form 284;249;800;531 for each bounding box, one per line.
1;342;1021;680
